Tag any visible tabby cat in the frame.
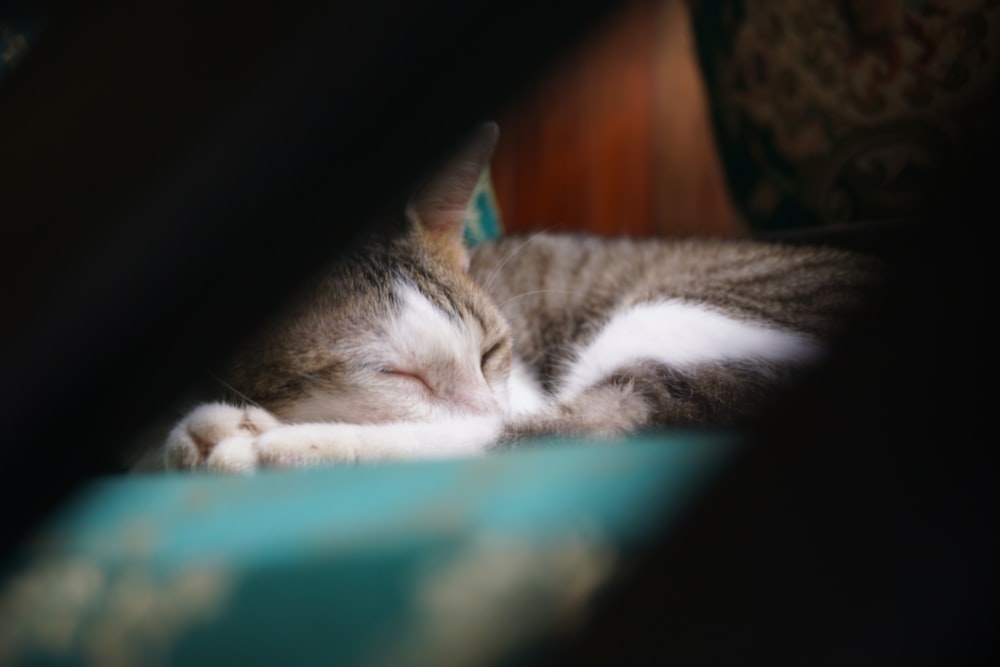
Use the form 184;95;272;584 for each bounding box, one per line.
162;123;882;473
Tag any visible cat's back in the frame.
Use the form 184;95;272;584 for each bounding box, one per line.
468;232;884;355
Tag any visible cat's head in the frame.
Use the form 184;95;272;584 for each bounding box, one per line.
225;123;515;424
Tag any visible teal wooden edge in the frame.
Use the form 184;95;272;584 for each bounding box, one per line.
0;431;741;667
463;168;504;246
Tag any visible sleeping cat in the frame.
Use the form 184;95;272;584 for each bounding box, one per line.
162;123;883;473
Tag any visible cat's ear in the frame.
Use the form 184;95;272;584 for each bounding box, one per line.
409;122;499;268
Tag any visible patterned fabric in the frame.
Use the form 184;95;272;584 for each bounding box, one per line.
691;0;1000;230
0;26;28;76
0;11;40;80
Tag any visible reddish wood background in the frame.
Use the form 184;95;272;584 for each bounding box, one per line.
490;0;742;238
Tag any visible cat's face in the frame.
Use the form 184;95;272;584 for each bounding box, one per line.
260;228;514;424
223;123;512;425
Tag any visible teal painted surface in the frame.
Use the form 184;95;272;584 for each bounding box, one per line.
463;168;503;245
0;432;741;667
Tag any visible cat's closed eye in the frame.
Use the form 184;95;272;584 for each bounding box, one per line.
381;368;434;394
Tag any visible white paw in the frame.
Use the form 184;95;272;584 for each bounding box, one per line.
253;424;360;469
164;403;281;473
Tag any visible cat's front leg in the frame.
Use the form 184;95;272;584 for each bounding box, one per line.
503;381;653;443
254;416;504;468
164;402;282;473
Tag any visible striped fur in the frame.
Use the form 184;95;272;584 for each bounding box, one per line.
160;124;883;472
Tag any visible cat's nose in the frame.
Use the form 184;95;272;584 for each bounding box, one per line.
449;384;500;415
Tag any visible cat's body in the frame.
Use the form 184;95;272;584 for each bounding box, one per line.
469;234;870;431
161;124;882;473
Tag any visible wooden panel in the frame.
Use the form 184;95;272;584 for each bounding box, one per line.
491;0;656;236
651;0;741;237
491;0;742;238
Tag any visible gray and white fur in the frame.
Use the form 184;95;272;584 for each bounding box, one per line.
160;123;882;473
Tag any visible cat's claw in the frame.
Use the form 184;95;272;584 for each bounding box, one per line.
164;403;280;473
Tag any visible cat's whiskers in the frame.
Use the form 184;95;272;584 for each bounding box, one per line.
479;227;557;294
293;372;326;387
498;289;575;311
211;374;263;409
